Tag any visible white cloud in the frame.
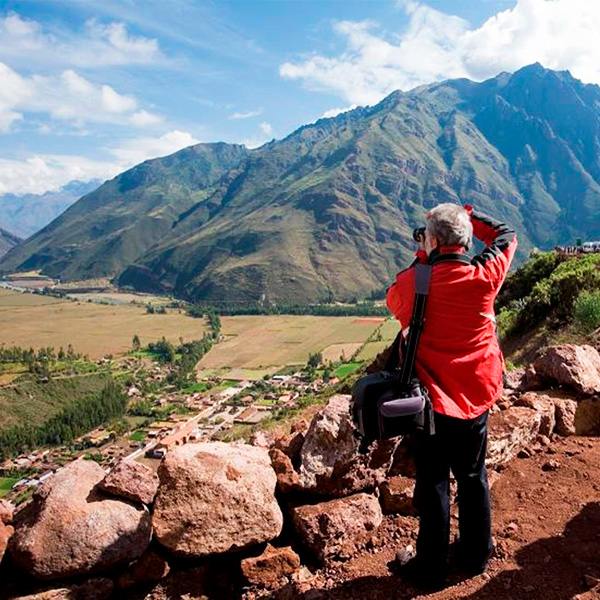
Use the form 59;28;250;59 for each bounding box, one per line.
109;130;199;164
281;0;600;105
0;61;161;131
0;130;199;196
130;110;163;127
229;110;262;120
0;13;165;69
260;121;273;136
319;105;358;119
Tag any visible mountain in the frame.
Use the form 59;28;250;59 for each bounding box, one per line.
0;227;22;258
3;64;600;303
0;180;102;239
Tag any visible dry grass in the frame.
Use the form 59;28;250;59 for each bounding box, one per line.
0;289;208;358
199;315;383;370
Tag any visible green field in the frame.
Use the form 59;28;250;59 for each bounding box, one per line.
333;362;362;379
128;431;146;442
0;477;18;498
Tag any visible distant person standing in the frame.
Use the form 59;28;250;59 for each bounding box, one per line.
386;203;518;588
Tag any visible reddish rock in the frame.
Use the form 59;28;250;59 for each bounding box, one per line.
241;544;301;588
153;442;283;557
9;578;113;600
273;430;305;463
250;431;275;449
10;459;152;580
0;519;14;565
515;392;556;437
0;498;15;523
292;493;382;563
117;550;170;589
297;395;398;497
98;459;159;506
269;447;301;494
574;397;600;436
504;368;527;391
553;398;578;436
533;345;600;395
378;476;417;516
487;407;541;469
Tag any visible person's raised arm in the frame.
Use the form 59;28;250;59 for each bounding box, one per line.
465;204;518;288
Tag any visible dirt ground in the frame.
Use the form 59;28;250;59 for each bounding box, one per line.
276;435;600;600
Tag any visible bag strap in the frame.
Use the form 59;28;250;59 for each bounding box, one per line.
399;263;432;387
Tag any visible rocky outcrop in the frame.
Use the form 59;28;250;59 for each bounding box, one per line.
241;544;301;588
487;407;542;469
98;460;159;506
153;442;283;557
379;476;417;516
295;395;398;497
292;493;382;563
117;550;170;589
514;392;556;437
533;345;600;395
10;459;152;580
553;398;578;436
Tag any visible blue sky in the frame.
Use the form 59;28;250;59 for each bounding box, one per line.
0;0;598;196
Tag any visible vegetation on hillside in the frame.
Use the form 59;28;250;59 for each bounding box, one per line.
0;379;125;460
496;251;600;338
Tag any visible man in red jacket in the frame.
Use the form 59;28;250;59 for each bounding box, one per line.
386;203;517;587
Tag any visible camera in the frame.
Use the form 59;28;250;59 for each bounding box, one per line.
412;227;426;243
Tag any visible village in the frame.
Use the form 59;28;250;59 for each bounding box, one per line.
0;361;338;504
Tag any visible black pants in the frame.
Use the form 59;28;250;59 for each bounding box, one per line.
414;410;493;574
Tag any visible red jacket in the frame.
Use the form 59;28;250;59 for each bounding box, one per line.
386;206;518;420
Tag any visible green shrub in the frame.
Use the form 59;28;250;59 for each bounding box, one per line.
574;291;600;333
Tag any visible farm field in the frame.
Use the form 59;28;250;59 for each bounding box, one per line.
0;289;208;358
198;315;389;373
67;292;170;306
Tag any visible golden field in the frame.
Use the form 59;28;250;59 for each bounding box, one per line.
0;289;208;358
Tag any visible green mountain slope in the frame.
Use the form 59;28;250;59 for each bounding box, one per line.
0;227;21;258
0;143;248;281
3;64;600;303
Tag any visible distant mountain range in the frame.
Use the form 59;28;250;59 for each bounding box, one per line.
3;64;600;303
0;228;21;258
0;180;101;239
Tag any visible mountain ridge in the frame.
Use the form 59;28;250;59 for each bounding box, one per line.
3;64;600;302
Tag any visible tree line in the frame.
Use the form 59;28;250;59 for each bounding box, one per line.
0;380;126;460
185;301;388;317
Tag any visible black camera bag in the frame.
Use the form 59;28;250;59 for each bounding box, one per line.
351;263;435;442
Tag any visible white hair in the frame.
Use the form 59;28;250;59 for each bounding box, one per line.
426;203;473;249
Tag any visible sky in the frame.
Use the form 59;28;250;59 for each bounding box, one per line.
1;0;600;196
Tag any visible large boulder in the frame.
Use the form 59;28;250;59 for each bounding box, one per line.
292;493;382;563
533;345;600;395
98;460;159;506
296;395;398;497
153;441;283;557
0;499;14;524
514;392;556;437
487;407;541;469
10;459;152;580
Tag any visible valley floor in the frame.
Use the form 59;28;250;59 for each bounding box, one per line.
267;435;600;600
